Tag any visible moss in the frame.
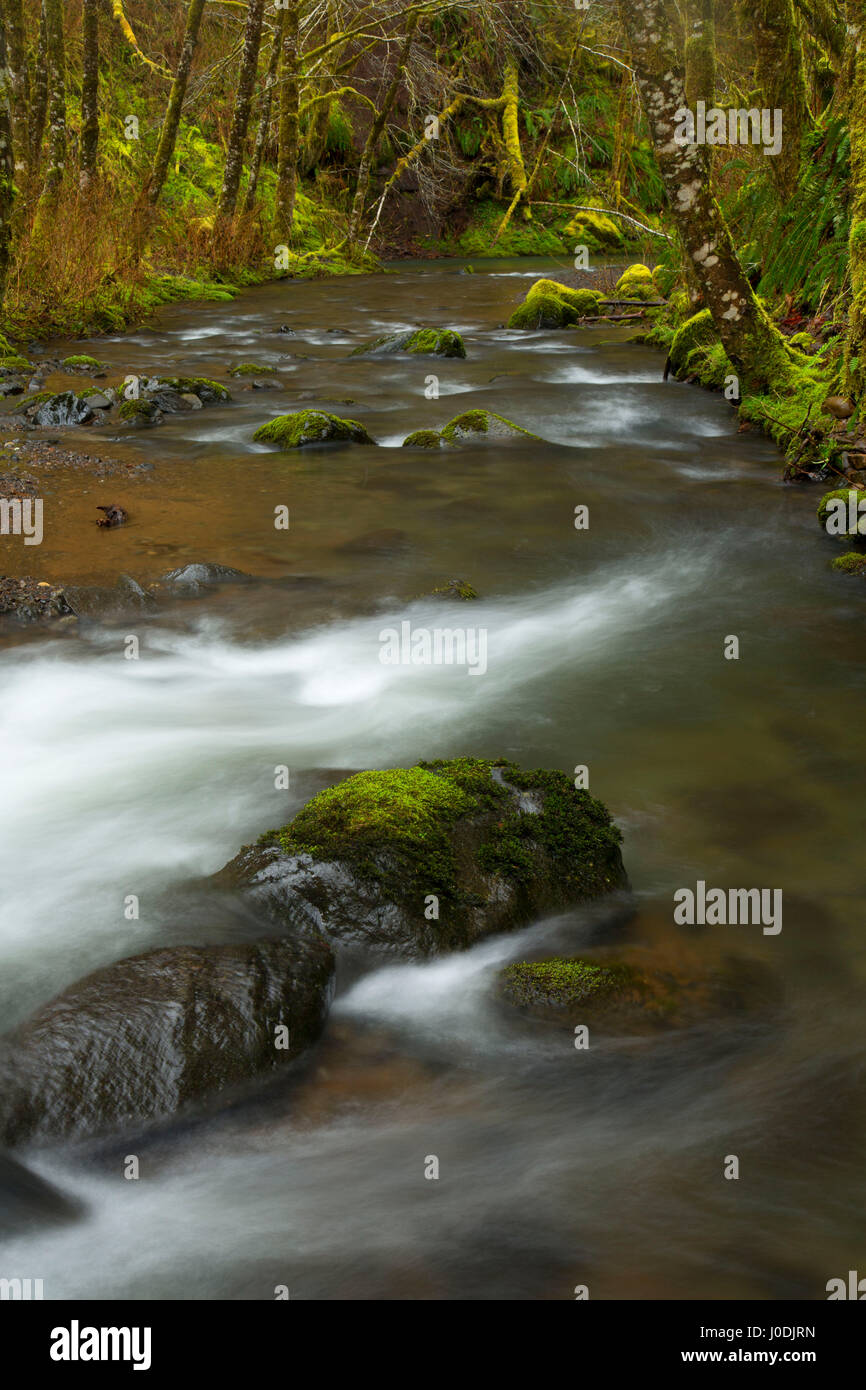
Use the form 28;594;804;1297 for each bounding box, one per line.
118;398;160;423
402;429;442;448
817;487;866;539
0;355;33;372
353;328;467;359
253;409;375;448
439;408;539;443
502;957;640;1008
454;198;564;258
788;332;814;352
652;264;678;297
258;757;624;910
229;362;273;377
155;376;231;403
668;309;734;388
62;355;101;368
831;551;866;573
431;578;478;600
562;207;626;252
614;263;657;301
508;279;603;330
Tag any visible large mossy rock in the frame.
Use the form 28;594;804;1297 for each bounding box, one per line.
668;309;733;388
499;946;780;1033
613;263;657;301
507;279;604;330
0;936;335;1147
352;328;467;359
402;409;540;447
253;409;375;448
216;759;628;959
562;208;626;252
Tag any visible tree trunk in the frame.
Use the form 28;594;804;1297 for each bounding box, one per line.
615;0;796;392
685;0;715;110
499;56;529;216
80;0;99;189
846;6;866;397
148;0;207;207
750;0;813;200
4;0;29;174
347;13;419;245
276;1;300;238
0;3;17;309
29;1;48;176
38;0;65;204
216;0;266;222
244;10;283;213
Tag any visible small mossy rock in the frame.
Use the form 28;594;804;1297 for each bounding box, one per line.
499;946;780;1033
0;356;34;374
156;563;252;595
62;355;102;370
216;759;627;960
562;208;626;251
439;409;539;444
149;376;230;404
817;488;865;539
118;398;163;428
0;936;335;1147
253;410;375;448
229;362;274;377
507;279;603;330
613;263;656;300
831;551;866;574
352;328;467;359
668;309;734;389
430;578;478;600
402;428;442;448
32;392;95;427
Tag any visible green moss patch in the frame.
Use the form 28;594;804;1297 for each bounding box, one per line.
62;355;102;369
614;263;657;300
154;376;230;403
253;409;375;448
507;279;603;330
402;428;442;448
229;362;274;377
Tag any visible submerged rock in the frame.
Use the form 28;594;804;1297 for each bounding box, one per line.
352;328;467;359
156;562;252;594
0;1152;83;1234
217;759;627;960
253;409;375;448
62;573;155;620
403;409;540;447
0;936;335;1147
507;279;603;329
498;946;780;1032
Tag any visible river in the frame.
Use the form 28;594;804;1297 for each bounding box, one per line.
1;258;864;1299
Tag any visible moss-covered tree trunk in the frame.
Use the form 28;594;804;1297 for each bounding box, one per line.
750;0;813;200
244;10;284;213
276;0;300;238
499;56;528;215
685;0;715;110
845;5;866;398
34;0;65;216
148;0;207;207
616;0;796;392
216;0;266;222
80;0;99;189
0;4;17;309
347;13;419;246
4;0;29;175
29;1;48;177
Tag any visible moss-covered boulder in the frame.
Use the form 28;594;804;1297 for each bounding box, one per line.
507;279;604;330
817;488;866;540
62;354;102;370
216;759;628;959
613;263;657;301
253;409;375;448
118;397;164;428
562;208;626;252
0;356;33;374
403;410;540;447
352;328;467;359
831;551;866;574
0;935;335;1147
149;376;230;404
499;946;779;1033
668;309;734;389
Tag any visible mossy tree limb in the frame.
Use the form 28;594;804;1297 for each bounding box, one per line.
79;0;99;189
28;0;48;178
0;3;16;309
347;12;419;246
616;0;799;393
147;0;207;208
846;4;866;398
750;0;814;200
276;0;301;238
4;0;28;174
33;0;66;233
244;10;284;213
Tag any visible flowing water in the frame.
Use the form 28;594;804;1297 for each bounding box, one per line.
1;258;865;1300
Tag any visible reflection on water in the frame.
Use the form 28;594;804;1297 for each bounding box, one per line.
1;258;865;1300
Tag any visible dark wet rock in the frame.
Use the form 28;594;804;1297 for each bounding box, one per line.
0;577;73;625
0;936;335;1147
0;1152;83;1235
278;324;296;335
245;378;282;390
0;380;25;398
78;390;113;410
498;946;781;1033
216;759;628;961
351;328;467;359
62;573;156;620
145;388;197;415
155;562;252;595
144;376;230;405
32;392;95;428
95;504;128;529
